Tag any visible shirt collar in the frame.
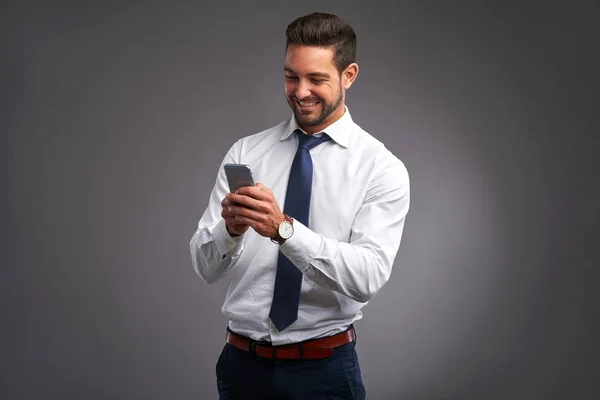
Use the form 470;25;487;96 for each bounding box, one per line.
280;105;353;148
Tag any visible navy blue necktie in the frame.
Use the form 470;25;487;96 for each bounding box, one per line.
269;129;331;331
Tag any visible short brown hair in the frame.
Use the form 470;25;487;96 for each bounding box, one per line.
285;12;357;73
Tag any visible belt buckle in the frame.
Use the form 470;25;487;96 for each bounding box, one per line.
249;340;261;355
250;340;272;357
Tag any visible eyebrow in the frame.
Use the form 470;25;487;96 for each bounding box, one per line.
284;67;331;79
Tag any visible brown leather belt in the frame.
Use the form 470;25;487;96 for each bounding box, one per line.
226;327;355;360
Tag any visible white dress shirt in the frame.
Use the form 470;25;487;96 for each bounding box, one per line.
189;107;410;345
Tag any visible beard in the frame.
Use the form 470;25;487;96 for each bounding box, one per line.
287;84;344;128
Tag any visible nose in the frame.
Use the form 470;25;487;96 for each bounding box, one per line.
294;79;311;99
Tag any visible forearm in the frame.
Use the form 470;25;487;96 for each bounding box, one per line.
189;140;246;283
280;158;410;302
282;217;406;303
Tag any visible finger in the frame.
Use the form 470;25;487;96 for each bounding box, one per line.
223;202;261;221
223;214;249;226
221;206;244;219
230;205;266;222
227;192;245;204
235;215;262;229
222;196;245;210
252;183;274;202
222;200;233;212
255;183;273;196
235;186;266;200
227;192;261;209
221;209;234;220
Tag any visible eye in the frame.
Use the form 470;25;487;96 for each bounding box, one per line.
311;78;326;84
285;75;298;81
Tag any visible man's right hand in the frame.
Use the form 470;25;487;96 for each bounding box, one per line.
221;194;250;237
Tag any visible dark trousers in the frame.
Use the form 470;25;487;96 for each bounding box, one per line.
216;339;366;399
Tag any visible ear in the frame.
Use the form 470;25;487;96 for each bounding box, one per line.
342;63;359;89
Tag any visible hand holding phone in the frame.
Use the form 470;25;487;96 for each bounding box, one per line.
222;164;284;240
222;163;255;237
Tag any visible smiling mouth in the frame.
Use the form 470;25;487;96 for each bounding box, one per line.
295;98;321;107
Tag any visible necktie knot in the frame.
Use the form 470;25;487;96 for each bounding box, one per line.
295;129;331;151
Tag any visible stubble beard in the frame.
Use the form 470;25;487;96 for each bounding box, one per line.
287;85;344;128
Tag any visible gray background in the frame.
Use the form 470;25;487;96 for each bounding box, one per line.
3;1;599;399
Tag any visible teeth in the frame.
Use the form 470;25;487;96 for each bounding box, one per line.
297;100;318;107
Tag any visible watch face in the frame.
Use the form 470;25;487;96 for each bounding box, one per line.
278;221;294;239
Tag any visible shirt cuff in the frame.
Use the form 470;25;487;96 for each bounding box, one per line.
214;219;245;256
279;220;322;272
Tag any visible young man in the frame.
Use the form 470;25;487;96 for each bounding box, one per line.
190;12;410;400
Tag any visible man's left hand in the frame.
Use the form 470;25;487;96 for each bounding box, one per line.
225;183;285;239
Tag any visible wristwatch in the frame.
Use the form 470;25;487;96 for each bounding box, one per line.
271;214;294;245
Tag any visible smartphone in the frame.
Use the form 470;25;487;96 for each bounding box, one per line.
224;163;255;192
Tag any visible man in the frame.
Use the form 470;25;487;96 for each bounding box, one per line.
190;12;410;400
